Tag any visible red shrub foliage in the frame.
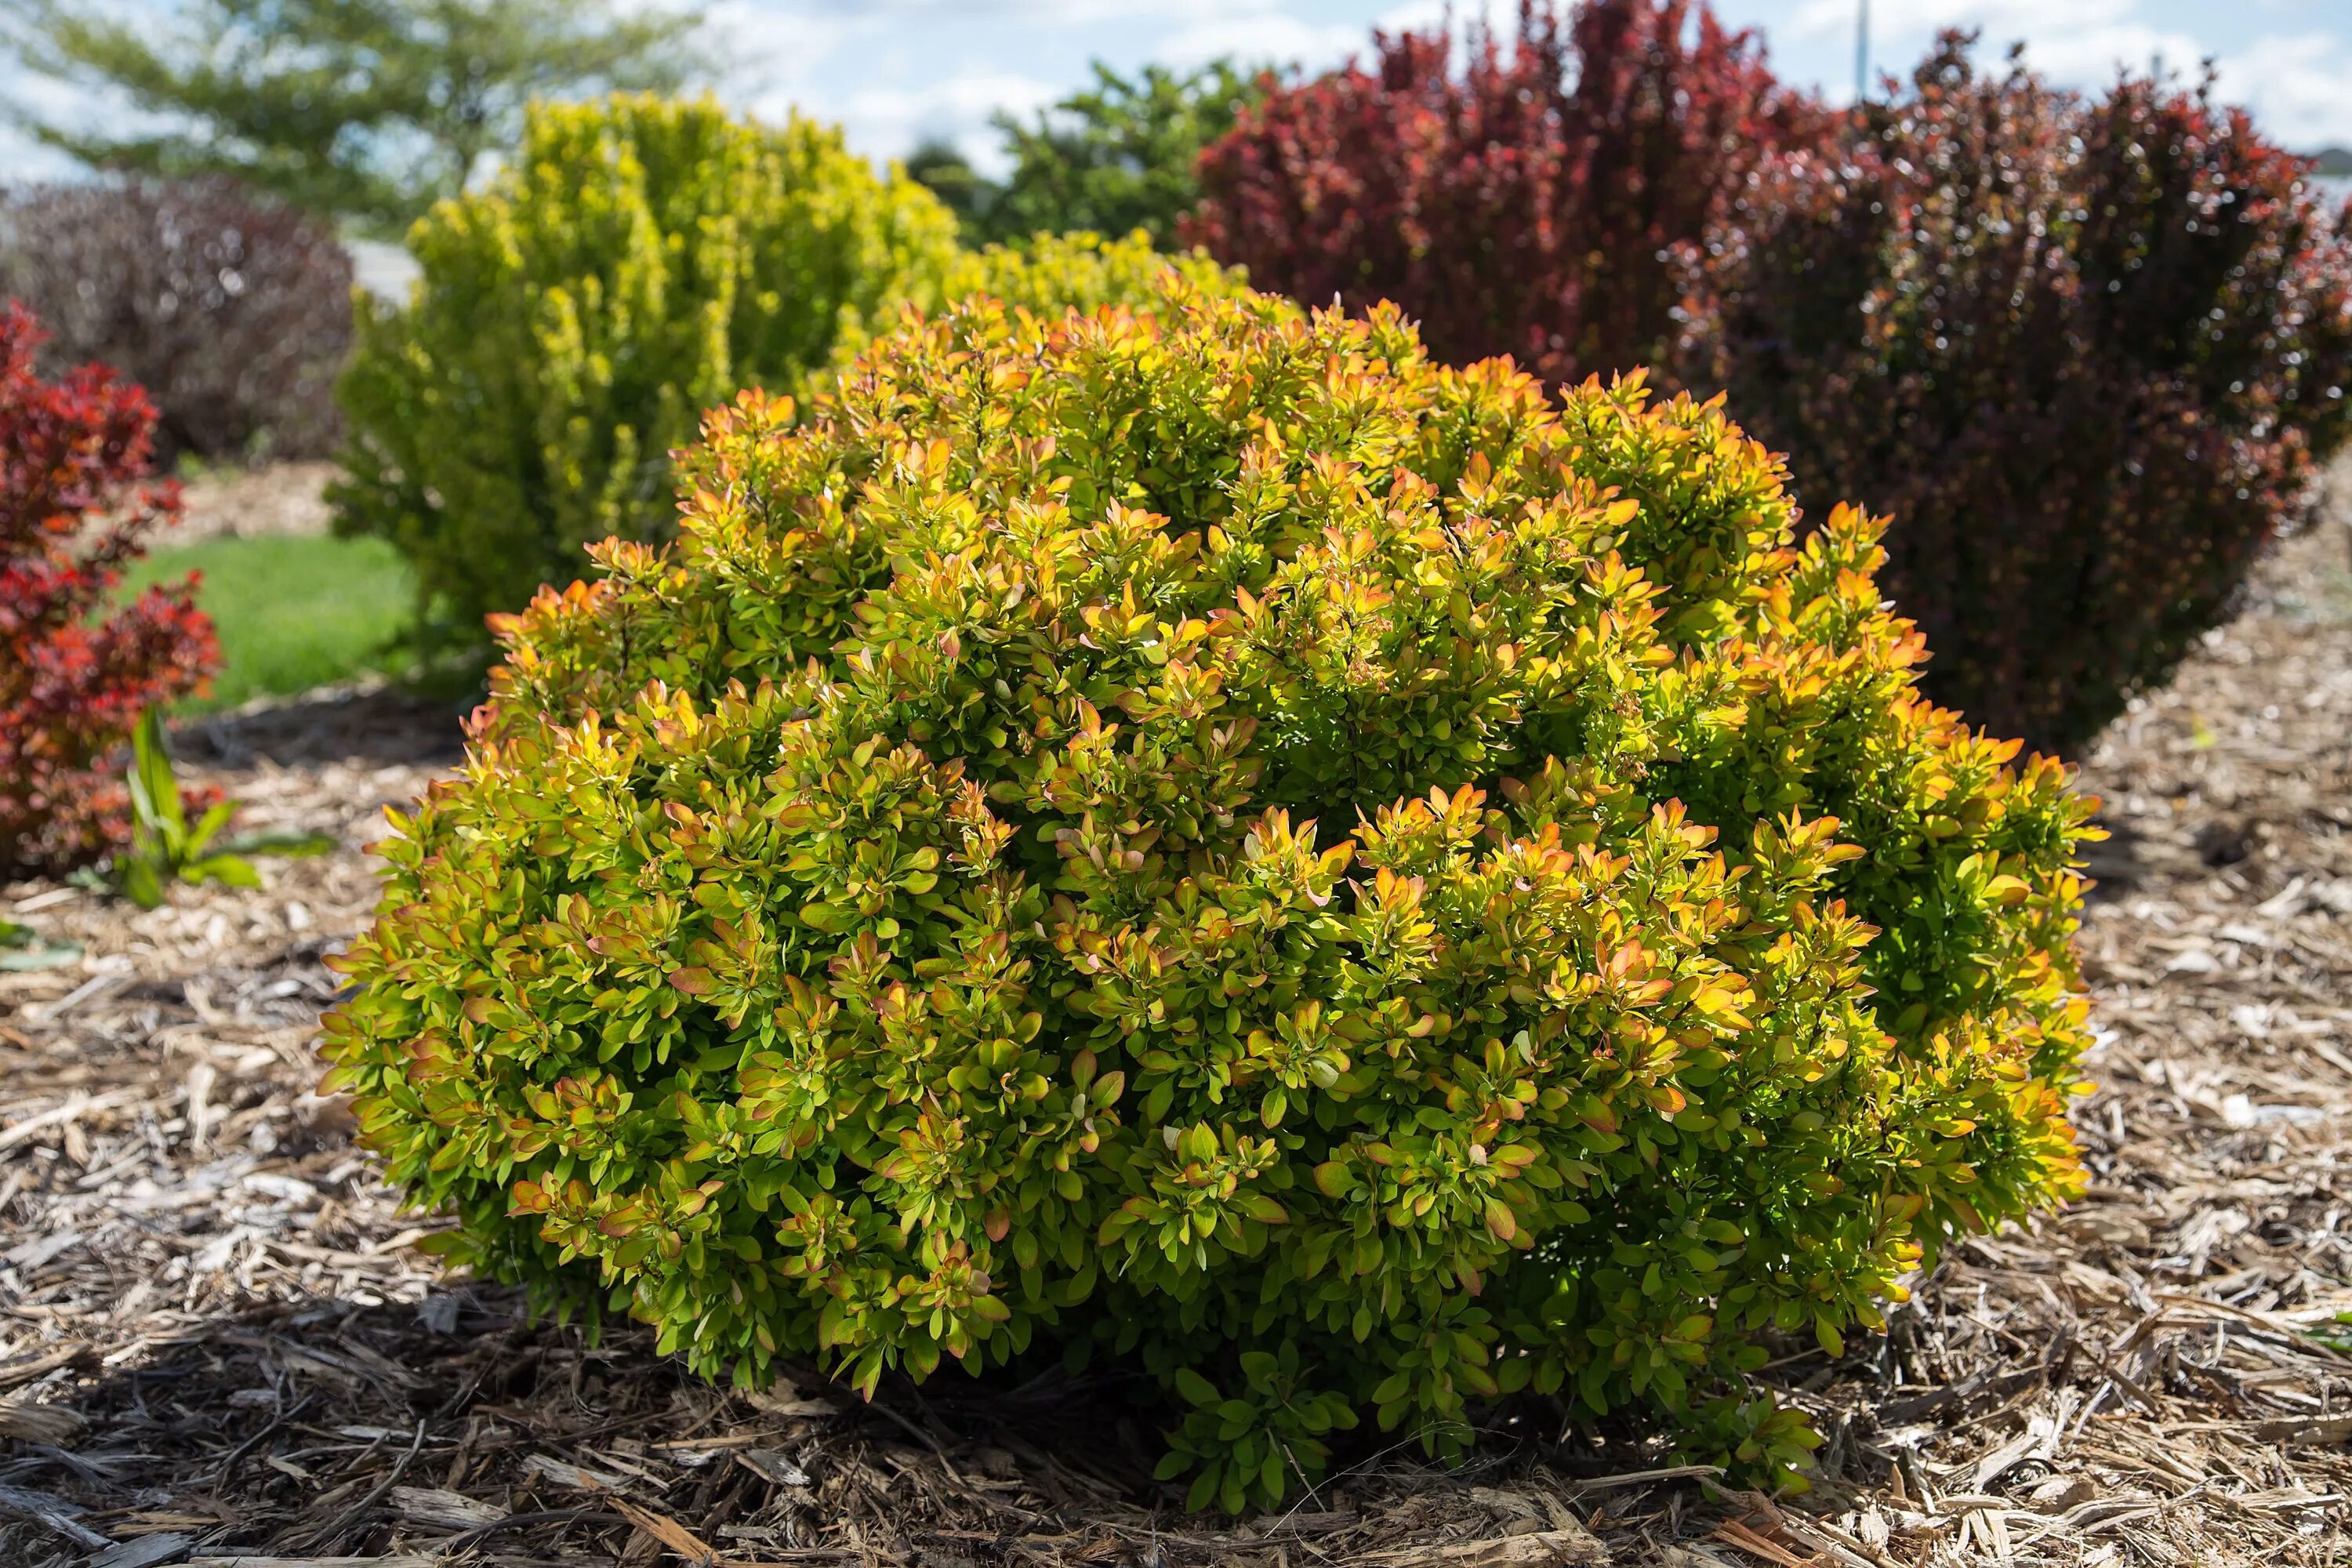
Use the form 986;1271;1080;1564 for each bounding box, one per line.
1677;37;2352;753
1186;0;1826;383
1;302;217;876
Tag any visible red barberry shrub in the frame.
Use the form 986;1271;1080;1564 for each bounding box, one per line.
0;303;218;876
1186;0;1826;383
0;179;355;463
1677;37;2352;753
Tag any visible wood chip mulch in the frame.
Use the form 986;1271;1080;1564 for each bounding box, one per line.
6;524;2352;1567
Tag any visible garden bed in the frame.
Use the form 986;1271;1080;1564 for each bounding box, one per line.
4;532;2351;1567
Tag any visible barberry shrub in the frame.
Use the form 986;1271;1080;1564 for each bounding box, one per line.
1;303;217;875
331;95;963;661
934;228;1248;324
1187;0;1824;385
1677;38;2352;753
324;280;2096;1505
0;179;355;463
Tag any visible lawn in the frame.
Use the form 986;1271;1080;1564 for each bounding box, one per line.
124;533;414;711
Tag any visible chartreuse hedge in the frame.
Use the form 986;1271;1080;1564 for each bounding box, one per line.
325;276;2096;1508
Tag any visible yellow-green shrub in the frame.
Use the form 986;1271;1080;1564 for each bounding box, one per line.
325;276;2096;1504
820;227;1250;379
332;95;960;658
942;227;1247;317
335;97;1250;666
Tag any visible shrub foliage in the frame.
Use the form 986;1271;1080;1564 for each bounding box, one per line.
1187;0;1824;384
1677;38;2352;753
332;95;961;658
325;281;2095;1504
0;178;355;462
0;303;217;875
934;229;1247;330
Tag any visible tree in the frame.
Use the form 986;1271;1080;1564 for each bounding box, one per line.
902;136;999;236
909;60;1261;247
0;0;712;237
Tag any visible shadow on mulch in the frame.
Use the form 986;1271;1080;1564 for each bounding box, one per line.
176;679;469;772
15;1286;1642;1565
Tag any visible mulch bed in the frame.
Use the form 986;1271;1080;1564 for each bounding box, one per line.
5;527;2352;1567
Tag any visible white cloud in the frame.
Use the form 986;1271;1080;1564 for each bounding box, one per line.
1153;14;1369;71
2214;31;2352;149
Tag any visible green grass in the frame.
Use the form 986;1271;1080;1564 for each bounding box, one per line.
124;534;415;711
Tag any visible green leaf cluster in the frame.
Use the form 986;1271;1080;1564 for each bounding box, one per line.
114;710;333;909
332;95;1247;670
325;279;2098;1507
935;229;1246;326
909;60;1262;249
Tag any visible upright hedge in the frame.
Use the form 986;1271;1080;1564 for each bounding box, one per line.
1187;0;1824;385
332;95;961;658
1678;38;2352;753
326;278;2096;1503
0;178;355;463
1;303;216;875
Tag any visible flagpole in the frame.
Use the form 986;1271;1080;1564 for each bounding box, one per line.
1856;0;1870;103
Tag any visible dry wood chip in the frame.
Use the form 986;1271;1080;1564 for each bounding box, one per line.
521;1452;636;1493
1359;1527;1611;1565
381;1484;503;1530
91;1534;198;1568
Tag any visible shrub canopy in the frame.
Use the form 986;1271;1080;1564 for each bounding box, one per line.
1677;38;2352;753
334;95;1249;666
326;280;2095;1505
1188;0;1825;386
0;178;355;463
0;303;216;875
332;94;960;659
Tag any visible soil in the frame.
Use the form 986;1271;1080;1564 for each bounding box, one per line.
5;527;2352;1567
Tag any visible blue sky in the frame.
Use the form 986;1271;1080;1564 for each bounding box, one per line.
8;1;2350;186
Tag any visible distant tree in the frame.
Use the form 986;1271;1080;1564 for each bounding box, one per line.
903;136;1000;236
911;60;1261;247
0;0;712;237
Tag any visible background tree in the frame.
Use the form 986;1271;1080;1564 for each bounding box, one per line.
911;60;1261;246
902;137;999;236
0;0;712;237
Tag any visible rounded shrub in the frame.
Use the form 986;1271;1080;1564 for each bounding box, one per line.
1675;40;2352;754
325;278;2096;1504
935;227;1247;323
0;177;354;463
331;94;961;660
